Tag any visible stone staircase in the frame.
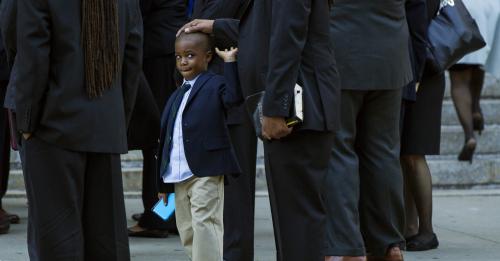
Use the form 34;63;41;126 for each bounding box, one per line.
5;75;500;196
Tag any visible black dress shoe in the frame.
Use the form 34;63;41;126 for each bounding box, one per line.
406;233;439;251
458;138;476;164
131;213;142;222
0;215;10;235
128;227;169;238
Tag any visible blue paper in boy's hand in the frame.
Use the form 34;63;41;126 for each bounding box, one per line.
152;193;175;221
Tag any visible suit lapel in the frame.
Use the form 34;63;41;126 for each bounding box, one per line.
185;72;212;108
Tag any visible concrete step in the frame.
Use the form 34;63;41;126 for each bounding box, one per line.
441;99;500;126
443;73;500;99
6;154;500;195
439;125;500;155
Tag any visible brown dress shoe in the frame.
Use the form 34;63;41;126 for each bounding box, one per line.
367;247;403;261
0;209;20;224
0;214;10;235
326;256;367;261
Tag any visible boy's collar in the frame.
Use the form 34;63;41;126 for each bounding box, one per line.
183;72;204;85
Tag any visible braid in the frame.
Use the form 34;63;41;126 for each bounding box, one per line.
81;0;120;98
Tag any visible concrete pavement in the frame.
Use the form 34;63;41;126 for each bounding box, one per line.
1;190;500;261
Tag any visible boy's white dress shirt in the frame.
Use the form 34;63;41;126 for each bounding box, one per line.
162;75;200;183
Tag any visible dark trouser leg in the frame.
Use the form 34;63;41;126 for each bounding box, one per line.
23;137;130;260
138;148;176;230
357;90;405;256
83;153;130;261
138;55;177;230
0;79;11;208
324;90;366;256
224;112;257;261
23;137;86;260
264;131;334;261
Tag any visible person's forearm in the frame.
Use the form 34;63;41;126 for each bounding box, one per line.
213;19;239;49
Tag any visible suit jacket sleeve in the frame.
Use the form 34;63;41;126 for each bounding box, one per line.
122;0;144;128
194;0;245;19
406;0;428;82
213;18;239;49
263;0;312;117
16;0;51;133
220;62;243;108
0;0;17;65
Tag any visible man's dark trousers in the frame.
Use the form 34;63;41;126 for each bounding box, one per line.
22;137;130;261
0;81;10;211
224;110;257;261
137;54;178;231
324;89;405;256
265;131;334;261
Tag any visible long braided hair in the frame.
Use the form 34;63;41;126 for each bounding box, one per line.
81;0;120;98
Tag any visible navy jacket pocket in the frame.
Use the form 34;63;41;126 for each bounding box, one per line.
204;137;230;151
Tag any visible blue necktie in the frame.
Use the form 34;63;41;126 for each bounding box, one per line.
160;83;192;175
187;0;195;18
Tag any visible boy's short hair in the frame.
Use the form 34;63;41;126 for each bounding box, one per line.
176;31;214;52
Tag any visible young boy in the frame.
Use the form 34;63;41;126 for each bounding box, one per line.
157;32;242;261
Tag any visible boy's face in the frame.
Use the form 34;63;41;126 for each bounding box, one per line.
175;37;212;81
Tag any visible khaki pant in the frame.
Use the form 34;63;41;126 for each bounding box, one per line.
175;176;224;261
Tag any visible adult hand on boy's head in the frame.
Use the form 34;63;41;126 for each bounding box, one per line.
158;193;168;205
215;47;238;62
177;19;215;37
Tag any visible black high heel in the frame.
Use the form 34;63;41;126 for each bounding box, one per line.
472;112;484;135
458;138;477;164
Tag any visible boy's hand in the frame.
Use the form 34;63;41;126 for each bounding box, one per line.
215;47;238;62
158;193;168;205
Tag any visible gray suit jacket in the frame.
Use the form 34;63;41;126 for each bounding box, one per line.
16;0;143;153
330;0;413;90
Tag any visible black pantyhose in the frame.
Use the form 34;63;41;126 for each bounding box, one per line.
401;155;434;240
449;66;485;162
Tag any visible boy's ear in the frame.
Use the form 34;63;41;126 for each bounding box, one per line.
206;50;213;63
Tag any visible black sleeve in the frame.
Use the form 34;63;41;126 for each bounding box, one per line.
213;18;239;49
406;0;428;82
262;0;311;117
16;0;51;133
194;0;245;19
0;0;17;65
220;62;243;108
122;0;144;128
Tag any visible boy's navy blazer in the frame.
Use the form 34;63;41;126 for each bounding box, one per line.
157;62;243;193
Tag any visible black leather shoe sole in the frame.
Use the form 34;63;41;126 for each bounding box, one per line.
128;228;169;238
406;233;439;251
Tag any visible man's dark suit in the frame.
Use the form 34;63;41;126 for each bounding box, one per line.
0;0;11;219
16;0;142;259
131;0;186;232
212;0;341;260
323;0;413;257
191;1;257;260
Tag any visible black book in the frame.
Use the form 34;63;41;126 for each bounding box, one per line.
245;84;303;139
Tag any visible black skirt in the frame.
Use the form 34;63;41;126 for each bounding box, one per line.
401;71;446;155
